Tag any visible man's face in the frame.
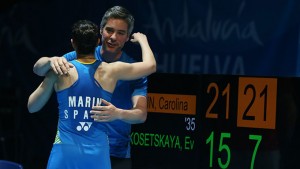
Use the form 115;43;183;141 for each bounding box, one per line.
101;18;130;57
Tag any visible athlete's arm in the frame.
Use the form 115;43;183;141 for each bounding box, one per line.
33;56;73;76
27;71;57;113
110;32;156;81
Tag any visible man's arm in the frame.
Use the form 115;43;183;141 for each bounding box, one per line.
126;95;148;123
91;76;149;124
33;56;73;76
91;95;147;124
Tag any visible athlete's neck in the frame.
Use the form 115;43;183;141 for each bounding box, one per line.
76;53;96;63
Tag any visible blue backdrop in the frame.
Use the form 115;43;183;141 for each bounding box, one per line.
1;0;300;79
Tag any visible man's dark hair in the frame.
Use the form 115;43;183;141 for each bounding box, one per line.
100;6;135;35
71;20;99;55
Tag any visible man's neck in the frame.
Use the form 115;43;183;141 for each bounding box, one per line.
100;48;122;63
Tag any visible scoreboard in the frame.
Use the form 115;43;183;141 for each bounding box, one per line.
131;73;300;169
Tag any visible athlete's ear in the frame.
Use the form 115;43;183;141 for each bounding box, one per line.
100;29;103;35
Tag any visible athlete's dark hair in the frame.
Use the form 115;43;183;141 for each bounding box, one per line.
71;20;99;55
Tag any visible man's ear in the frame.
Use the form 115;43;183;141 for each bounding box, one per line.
100;29;103;35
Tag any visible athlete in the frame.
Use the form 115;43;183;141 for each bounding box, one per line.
28;20;156;169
